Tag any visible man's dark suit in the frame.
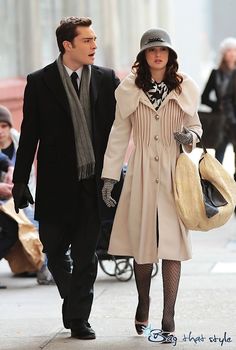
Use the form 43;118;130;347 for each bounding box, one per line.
13;61;122;324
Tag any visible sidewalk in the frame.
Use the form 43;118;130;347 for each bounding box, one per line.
1;211;236;350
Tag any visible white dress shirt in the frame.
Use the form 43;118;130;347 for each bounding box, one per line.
64;65;83;90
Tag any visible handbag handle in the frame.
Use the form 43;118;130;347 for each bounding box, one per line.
189;129;207;154
180;129;207;154
189;129;209;182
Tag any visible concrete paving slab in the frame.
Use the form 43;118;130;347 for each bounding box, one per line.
211;262;236;273
1;212;236;349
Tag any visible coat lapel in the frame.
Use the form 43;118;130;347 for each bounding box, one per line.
42;62;104;127
90;65;103;106
43;61;71;115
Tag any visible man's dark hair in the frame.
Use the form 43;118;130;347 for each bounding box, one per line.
56;16;92;54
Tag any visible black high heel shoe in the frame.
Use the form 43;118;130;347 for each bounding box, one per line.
134;297;150;335
135;321;148;335
161;331;176;344
161;318;175;343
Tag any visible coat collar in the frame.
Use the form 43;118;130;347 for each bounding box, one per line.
90;65;103;105
115;71;200;119
43;61;103;113
43;61;71;115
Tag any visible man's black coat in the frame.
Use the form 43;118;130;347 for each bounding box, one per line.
13;61;122;221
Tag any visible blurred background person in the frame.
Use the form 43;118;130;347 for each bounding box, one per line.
0;152;14;289
222;59;236;183
201;37;236;168
0;105;54;285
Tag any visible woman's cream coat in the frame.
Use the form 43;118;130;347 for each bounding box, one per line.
102;72;202;263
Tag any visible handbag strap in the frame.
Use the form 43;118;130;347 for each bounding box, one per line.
189;129;208;181
189;129;207;154
179;129;207;181
179;130;207;154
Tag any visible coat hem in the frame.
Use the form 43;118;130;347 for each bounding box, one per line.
108;249;192;264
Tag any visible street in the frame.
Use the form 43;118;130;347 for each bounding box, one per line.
0;147;236;350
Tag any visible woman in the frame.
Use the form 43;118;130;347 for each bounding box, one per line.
201;37;236;163
101;28;202;338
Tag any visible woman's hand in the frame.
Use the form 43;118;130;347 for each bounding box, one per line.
102;178;117;207
173;127;193;145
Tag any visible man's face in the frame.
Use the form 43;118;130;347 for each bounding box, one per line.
0;122;11;146
63;26;97;67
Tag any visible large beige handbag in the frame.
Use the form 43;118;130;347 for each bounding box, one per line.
0;198;44;273
174;138;236;231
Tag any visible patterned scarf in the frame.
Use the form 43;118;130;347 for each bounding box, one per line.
56;55;95;181
146;80;169;110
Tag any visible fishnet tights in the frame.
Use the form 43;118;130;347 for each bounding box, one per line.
133;259;181;332
161;259;181;332
134;261;153;322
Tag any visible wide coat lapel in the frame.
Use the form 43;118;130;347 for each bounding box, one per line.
43;61;71;116
90;65;103;107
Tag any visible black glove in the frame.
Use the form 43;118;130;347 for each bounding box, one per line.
102;178;117;207
12;183;34;213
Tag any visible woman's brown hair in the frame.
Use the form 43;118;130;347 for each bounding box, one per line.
132;48;183;94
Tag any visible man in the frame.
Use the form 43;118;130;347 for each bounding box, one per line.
12;17;121;340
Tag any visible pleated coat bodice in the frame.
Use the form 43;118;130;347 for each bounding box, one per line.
102;72;202;263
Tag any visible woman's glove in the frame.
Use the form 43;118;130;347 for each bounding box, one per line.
102;178;117;207
173;127;193;145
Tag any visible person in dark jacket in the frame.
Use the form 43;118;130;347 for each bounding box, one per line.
0;152;13;176
223;68;236;180
201;37;236;163
0;151;13;289
0;105;54;285
12;16;121;340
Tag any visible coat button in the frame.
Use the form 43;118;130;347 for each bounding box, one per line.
155;115;160;120
154;156;159;161
154;135;159;141
155;178;159;183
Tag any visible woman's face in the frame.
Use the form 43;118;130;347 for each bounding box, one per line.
145;46;169;72
223;48;236;68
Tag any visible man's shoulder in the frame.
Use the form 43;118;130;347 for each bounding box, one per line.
27;61;57;79
91;64;115;76
28;63;115;77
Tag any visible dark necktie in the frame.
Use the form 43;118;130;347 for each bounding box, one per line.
71;71;79;96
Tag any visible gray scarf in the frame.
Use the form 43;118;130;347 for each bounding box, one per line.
57;55;95;180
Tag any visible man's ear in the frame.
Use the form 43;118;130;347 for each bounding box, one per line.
63;40;72;52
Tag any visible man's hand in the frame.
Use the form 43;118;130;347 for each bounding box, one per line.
12;183;34;213
0;183;13;200
174;127;193;145
102;178;117;207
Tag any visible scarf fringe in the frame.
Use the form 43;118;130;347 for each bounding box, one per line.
77;163;95;180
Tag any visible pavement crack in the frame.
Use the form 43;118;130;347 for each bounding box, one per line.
39;327;64;349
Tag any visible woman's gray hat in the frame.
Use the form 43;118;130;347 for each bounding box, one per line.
138;28;177;57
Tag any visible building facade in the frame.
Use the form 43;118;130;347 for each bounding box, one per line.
0;0;236;125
